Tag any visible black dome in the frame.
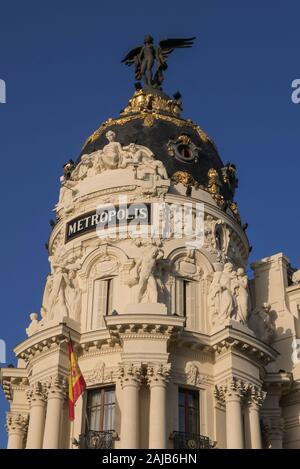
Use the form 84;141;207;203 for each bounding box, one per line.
78;89;235;202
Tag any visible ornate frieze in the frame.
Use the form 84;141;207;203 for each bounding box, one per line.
185;361;210;386
84;360;116;385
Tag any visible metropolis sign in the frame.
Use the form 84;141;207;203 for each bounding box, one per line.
66;203;151;242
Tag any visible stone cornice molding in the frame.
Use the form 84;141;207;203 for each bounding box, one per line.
146;363;171;386
106;314;185;345
264;372;292;396
14;323;76;362
0;369;29;402
118;362;143;388
6;412;29;434
178;325;278;366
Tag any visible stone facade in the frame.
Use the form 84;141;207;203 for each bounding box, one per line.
1;89;300;450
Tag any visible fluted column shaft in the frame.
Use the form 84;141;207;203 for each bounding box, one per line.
26;383;46;449
119;363;142;449
148;364;170;449
225;393;244;449
43;376;66;449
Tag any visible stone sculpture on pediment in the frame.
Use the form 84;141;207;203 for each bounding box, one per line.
25;313;39;337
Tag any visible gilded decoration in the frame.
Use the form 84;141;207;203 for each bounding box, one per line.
171;171;199;188
121;89;182;117
206;168;226;209
82;112;215;150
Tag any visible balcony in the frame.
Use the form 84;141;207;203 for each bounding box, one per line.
171;431;215;449
78;430;116;449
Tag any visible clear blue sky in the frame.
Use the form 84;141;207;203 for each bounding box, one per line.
0;0;299;447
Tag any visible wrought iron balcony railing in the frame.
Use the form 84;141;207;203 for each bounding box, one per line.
171;431;215;449
78;430;116;449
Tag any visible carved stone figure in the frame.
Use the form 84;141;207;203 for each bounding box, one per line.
26;313;39;337
40;265;81;323
64;269;82;322
58;180;78;213
137;152;168;180
71;154;93;181
292;270;300;284
48;266;69;320
232;267;249;323
97;130;123;172
132;247;164;303
185;361;209;386
204;215;218;252
248;303;277;344
209;263;237;326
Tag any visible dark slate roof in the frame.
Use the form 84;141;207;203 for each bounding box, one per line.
78;85;233;200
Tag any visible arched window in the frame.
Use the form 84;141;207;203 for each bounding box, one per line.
175;278;197;330
91;278;114;329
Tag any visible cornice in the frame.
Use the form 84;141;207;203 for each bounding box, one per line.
176;324;278;366
105;314;185;344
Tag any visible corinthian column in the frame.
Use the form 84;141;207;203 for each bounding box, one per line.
147;363;170;449
26;382;47;449
6;413;28;449
223;379;245;449
246;388;265;449
118;363;142;449
43;376;67;449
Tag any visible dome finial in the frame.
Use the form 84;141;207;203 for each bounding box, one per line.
122;36;196;90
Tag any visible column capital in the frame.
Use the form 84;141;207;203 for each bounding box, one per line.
147;363;171;386
215;377;248;403
45;375;67;399
6;412;29;435
248;386;266;409
26;381;47;405
118;363;143;388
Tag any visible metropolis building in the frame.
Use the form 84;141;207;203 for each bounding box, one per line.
2;38;300;450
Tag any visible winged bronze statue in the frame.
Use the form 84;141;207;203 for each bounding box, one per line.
122;35;196;89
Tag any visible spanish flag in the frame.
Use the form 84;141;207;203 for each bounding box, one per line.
68;338;86;421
